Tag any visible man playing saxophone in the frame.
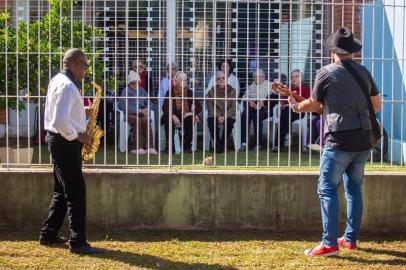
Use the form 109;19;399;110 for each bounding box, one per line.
39;48;104;254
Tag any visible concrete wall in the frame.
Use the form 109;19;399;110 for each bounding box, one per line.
0;169;405;232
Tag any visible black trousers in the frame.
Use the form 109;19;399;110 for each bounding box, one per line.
207;116;235;151
241;108;268;147
162;114;194;152
40;132;87;247
274;106;304;147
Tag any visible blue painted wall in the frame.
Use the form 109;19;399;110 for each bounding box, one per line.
362;1;406;163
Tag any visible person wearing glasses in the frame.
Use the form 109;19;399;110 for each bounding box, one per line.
206;59;240;96
206;70;237;153
40;48;104;255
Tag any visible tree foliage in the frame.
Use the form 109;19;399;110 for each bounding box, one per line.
0;0;115;110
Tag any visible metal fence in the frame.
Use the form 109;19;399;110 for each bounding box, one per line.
0;0;404;168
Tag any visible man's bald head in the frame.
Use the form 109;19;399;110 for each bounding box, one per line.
63;48;86;67
62;48;88;81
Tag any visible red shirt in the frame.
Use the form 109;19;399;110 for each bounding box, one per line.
83;97;91;107
281;84;311;106
291;84;311;99
139;71;147;89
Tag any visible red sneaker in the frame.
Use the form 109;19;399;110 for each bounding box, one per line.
304;243;339;256
338;237;357;250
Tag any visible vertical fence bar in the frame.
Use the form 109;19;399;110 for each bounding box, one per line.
390;0;395;166
15;0;19;164
26;0;30;166
244;1;250;166
4;0;9;167
167;0;176;170
37;0;42;165
380;0;385;165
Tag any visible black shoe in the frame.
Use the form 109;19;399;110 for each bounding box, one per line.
39;236;68;246
69;243;105;255
239;144;247;151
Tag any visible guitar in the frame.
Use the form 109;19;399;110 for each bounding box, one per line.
271;82;306;102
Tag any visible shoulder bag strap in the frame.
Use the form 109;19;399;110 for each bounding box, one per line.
340;61;381;137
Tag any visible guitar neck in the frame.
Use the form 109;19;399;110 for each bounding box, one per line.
271;82;307;102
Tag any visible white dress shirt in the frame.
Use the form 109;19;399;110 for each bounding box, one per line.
44;73;86;141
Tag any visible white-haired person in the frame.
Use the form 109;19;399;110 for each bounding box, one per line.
240;69;277;151
118;70;157;155
161;72;202;153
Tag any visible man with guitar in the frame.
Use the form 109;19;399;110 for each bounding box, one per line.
287;28;382;256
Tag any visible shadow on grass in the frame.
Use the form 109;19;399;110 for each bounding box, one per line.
330;244;406;266
358;247;406;259
92;230;406;244
91;230;320;243
337;255;406;266
95;248;237;270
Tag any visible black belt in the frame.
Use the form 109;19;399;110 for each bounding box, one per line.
47;131;62;138
46;131;78;144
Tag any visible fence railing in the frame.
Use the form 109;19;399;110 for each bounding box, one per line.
0;0;404;168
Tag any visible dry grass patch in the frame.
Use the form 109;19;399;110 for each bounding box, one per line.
0;230;405;269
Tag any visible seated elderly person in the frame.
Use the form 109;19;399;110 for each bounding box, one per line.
273;69;311;152
206;59;240;95
162;71;202;153
206;70;237;153
118;70;157;155
240;69;277;151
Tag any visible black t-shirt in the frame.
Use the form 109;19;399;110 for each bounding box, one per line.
312;61;379;151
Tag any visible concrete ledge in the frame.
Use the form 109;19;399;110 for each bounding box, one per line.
0;169;405;232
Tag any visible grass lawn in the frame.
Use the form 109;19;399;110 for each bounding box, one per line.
0;230;405;269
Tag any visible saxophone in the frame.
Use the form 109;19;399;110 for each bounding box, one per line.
81;82;104;161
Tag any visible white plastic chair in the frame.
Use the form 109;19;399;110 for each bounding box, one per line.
172;124;198;154
117;107;155;153
272;105;308;150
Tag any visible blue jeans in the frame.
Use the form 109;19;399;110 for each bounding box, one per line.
318;147;370;247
